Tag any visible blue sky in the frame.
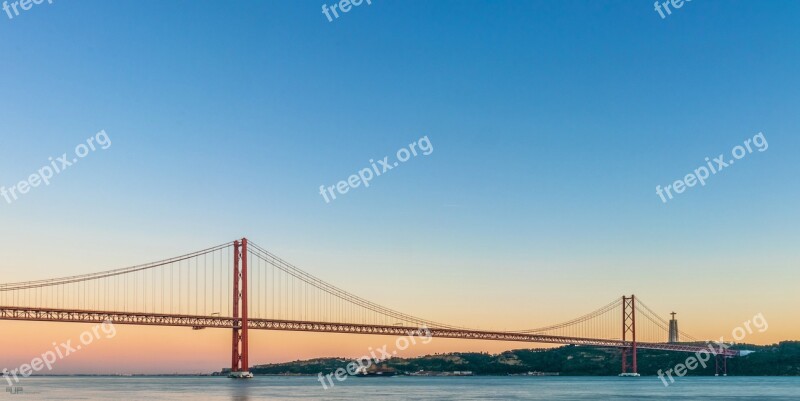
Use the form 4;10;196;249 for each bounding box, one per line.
1;1;799;338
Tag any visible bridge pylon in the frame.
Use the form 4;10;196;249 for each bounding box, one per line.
620;295;638;376
229;238;252;379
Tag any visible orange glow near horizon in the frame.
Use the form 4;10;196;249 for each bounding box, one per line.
0;313;790;375
1;241;796;374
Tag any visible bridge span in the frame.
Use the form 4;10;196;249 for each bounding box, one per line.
0;238;736;377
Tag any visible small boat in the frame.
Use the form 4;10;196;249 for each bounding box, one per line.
354;365;397;377
618;373;641;377
355;370;397;377
229;371;254;379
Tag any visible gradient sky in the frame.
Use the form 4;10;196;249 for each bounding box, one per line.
1;0;798;373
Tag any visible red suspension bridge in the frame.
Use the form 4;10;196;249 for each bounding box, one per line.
0;238;736;377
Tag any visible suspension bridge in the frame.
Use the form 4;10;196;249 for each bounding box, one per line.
0;238;736;377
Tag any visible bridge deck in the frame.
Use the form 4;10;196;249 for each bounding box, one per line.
0;306;737;357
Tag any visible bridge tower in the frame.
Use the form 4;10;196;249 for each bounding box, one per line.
620;295;638;375
229;238;251;378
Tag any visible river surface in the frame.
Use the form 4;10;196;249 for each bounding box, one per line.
5;376;799;400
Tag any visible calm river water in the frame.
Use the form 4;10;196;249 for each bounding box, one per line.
6;376;799;400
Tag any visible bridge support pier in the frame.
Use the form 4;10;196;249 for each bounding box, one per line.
620;295;638;376
230;238;251;379
715;354;727;376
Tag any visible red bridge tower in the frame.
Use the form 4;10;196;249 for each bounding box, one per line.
620;295;638;376
229;238;252;378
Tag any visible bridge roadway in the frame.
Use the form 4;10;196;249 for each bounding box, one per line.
0;306;737;357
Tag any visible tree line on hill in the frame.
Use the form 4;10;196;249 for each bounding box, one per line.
245;341;800;376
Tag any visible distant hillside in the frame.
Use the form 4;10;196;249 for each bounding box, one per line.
246;341;800;376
